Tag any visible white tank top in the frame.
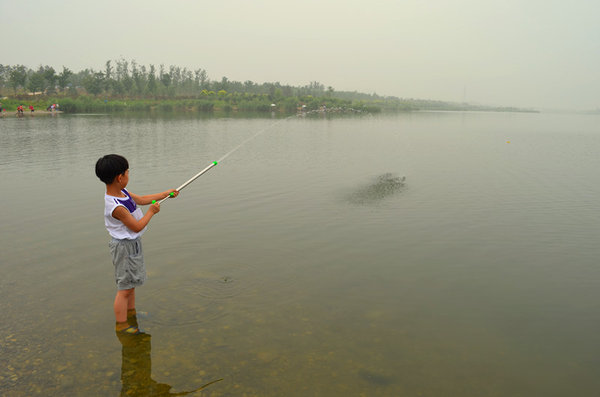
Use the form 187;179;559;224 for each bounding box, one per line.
104;189;146;240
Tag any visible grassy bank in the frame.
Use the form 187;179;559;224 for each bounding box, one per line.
1;94;381;115
1;93;538;116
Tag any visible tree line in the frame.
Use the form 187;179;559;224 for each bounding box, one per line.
0;60;336;100
0;60;535;114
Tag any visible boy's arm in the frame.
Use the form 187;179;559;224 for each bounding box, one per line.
130;189;179;206
112;204;160;233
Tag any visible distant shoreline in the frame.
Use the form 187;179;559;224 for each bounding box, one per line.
1;93;543;115
1;110;63;117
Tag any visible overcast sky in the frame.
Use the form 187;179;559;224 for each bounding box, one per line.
1;0;598;110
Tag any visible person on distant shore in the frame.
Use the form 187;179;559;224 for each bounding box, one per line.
95;154;179;334
17;105;24;115
29;105;34;113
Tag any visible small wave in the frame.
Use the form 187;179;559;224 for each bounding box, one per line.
145;262;261;326
143;258;301;327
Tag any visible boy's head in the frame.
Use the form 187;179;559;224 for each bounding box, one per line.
95;154;129;185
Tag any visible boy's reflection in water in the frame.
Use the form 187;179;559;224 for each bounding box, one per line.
116;315;222;396
116;331;180;396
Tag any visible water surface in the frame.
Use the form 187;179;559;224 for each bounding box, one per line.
1;111;599;396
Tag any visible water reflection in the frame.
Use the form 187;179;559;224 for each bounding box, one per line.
116;332;163;396
116;315;223;396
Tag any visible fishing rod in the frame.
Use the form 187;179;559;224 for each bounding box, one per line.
153;116;291;205
155;161;218;204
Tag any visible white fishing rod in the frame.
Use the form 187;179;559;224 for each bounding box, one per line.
154;117;290;205
155;161;218;204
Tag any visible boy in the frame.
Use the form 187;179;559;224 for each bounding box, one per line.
95;154;178;334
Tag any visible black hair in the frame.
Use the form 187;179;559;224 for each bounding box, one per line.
95;154;129;184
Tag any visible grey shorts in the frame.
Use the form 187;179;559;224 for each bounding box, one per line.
109;238;147;290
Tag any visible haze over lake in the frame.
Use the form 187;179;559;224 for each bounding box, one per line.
1;111;599;396
2;1;599;110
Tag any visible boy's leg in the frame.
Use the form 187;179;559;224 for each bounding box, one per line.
114;288;134;330
127;288;136;313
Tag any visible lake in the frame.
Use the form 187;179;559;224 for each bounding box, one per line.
1;111;599;396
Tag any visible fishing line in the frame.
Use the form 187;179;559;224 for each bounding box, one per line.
156;115;295;204
217;117;289;163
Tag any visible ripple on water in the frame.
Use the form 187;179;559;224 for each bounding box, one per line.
144;257;299;327
145;264;255;326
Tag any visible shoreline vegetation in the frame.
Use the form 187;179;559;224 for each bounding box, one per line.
0;60;538;116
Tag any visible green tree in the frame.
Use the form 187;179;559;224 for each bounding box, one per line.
218;76;230;92
105;60;113;81
243;80;255;93
115;59;133;95
147;64;157;96
159;64;171;87
115;59;129;81
194;69;207;90
0;64;8;94
197;69;208;89
282;85;293;97
121;76;133;95
9;65;27;95
43;66;56;94
112;80;125;96
131;61;146;95
57;66;73;92
27;69;46;94
104;61;113;92
159;64;172;96
170;66;181;88
82;71;105;96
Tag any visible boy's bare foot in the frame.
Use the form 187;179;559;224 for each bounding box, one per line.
116;321;144;333
115;321;129;332
117;325;145;334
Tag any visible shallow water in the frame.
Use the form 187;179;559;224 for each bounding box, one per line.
1;111;600;396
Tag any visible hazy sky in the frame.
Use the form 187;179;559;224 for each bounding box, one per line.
1;0;598;110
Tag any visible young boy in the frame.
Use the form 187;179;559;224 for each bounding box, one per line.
95;154;179;334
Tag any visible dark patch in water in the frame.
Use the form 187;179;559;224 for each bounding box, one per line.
219;275;234;284
346;173;405;205
358;368;394;386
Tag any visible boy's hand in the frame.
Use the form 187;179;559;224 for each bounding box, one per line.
149;202;160;214
168;189;179;198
